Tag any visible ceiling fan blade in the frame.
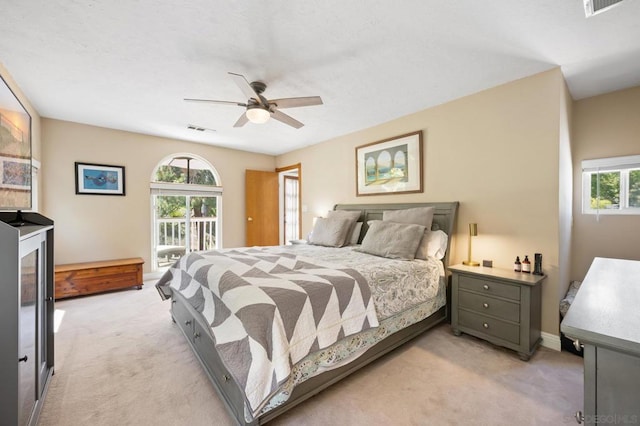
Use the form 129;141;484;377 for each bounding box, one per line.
271;109;304;129
233;112;249;128
269;96;323;109
228;72;265;106
184;98;247;107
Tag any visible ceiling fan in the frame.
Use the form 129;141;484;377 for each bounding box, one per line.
185;72;323;129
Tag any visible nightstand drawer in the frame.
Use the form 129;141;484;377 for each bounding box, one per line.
458;310;520;345
458;275;520;301
458;290;520;323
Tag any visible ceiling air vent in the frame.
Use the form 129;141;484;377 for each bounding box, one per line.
187;124;215;132
584;0;625;17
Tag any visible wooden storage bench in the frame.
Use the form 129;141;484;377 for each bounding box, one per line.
55;257;144;299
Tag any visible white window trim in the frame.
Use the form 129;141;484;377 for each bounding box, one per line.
150;181;223;196
149;154;223;272
582;154;640;216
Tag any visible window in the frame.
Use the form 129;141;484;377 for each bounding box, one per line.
150;154;222;270
582;155;640;215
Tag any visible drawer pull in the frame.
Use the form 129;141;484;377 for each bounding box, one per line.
483;303;489;309
483;322;489;329
18;355;28;363
575;411;584;424
483;284;490;290
185;320;192;326
223;374;230;382
572;339;583;352
193;332;200;339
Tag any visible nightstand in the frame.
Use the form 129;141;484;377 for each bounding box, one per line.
450;264;545;361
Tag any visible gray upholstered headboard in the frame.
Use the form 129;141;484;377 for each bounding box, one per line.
334;202;459;267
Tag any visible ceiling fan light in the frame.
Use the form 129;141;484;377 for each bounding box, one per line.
246;107;270;124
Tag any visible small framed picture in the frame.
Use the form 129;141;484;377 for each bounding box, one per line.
75;162;125;196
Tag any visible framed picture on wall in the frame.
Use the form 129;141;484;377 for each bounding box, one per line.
75;162;126;196
0;74;32;210
355;130;423;196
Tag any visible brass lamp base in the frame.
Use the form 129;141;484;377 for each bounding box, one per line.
462;260;480;266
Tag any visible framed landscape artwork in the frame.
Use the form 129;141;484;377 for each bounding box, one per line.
0;75;31;210
355;131;423;196
75;162;126;196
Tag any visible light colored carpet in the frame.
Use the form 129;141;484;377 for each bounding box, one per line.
38;281;583;426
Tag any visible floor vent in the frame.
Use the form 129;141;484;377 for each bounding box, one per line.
584;0;625;17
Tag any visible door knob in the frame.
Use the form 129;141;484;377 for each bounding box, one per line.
247;217;253;222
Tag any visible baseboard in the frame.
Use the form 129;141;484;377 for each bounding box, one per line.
541;332;562;351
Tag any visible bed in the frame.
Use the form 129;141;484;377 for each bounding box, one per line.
156;202;458;425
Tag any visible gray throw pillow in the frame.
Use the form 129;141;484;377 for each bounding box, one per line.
357;220;425;260
327;210;361;246
308;217;352;247
382;206;434;228
383;207;435;260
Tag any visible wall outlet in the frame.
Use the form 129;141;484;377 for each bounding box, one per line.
482;260;493;268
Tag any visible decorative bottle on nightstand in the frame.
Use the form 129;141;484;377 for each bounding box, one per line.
522;255;531;273
514;256;522;272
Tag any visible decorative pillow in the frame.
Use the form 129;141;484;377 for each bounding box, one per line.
349;222;363;245
383;207;436;259
415;230;448;260
308;217;353;247
382;206;434;229
327;210;361;246
357;220;425;260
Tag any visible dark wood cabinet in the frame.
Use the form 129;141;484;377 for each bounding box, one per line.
0;212;54;426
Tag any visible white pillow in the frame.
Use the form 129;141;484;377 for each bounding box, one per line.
418;230;448;260
308;217;352;247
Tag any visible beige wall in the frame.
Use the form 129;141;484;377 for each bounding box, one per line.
571;86;640;280
557;80;574;304
0;62;43;209
278;69;567;336
41;119;275;272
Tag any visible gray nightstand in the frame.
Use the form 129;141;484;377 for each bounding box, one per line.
450;264;545;361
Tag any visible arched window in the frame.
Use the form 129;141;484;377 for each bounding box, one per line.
150;154;222;270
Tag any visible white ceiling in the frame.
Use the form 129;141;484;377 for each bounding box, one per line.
2;1;640;156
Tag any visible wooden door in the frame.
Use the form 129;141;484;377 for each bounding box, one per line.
245;169;279;246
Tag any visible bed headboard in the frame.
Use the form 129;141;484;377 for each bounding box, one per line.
334;202;459;267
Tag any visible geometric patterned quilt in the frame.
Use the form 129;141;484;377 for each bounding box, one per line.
156;247;379;417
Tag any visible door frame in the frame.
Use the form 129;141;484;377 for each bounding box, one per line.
276;163;302;244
